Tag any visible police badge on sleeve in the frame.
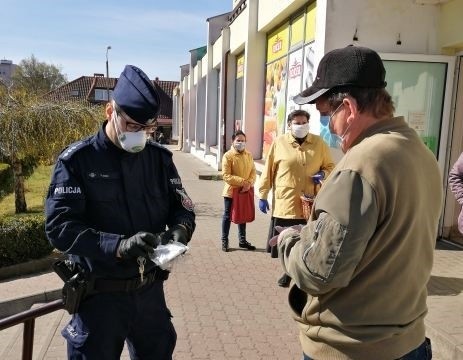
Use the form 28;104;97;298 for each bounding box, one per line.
176;188;194;212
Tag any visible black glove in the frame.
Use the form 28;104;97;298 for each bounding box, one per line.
117;232;161;260
161;224;190;245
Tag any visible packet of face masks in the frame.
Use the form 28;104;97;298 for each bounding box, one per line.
148;241;189;271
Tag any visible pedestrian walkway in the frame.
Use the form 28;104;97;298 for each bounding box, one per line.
0;146;462;359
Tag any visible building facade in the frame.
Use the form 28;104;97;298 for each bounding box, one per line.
46;74;179;142
173;0;463;245
0;59;17;86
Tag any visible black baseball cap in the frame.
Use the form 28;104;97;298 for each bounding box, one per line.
293;46;387;105
113;65;161;125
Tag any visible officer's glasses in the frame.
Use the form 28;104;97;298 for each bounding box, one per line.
116;111;157;133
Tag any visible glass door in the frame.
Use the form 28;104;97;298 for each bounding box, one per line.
380;53;456;175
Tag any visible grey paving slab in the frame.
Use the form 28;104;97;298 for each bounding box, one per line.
0;147;461;359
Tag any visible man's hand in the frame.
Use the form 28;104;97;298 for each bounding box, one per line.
259;199;269;214
117;232;161;260
161;224;190;245
269;225;304;246
312;171;325;185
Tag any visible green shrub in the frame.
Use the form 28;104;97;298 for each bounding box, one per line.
0;214;53;267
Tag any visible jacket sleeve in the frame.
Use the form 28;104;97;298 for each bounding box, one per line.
222;152;246;187
45;159;121;262
258;142;276;199
449;153;463;205
165;155;196;236
247;153;257;185
278;170;378;295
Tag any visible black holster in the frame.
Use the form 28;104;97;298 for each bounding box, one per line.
53;260;89;314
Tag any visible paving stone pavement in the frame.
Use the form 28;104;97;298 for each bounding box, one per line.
0;146;462;359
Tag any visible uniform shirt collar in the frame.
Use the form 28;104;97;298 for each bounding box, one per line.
97;121;125;154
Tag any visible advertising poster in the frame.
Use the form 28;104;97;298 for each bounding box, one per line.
263;23;289;158
263;57;288;157
285;49;303;128
300;43;338;147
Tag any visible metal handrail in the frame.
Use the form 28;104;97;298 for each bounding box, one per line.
0;299;64;360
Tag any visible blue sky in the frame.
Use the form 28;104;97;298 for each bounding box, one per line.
0;0;231;82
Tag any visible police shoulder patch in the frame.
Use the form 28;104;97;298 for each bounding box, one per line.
58;137;93;161
176;188;194;212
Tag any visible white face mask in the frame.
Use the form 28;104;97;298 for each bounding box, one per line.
291;123;310;139
234;142;246;152
113;113;147;153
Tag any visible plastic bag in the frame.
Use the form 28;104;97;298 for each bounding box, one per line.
148;241;189;270
231;187;255;224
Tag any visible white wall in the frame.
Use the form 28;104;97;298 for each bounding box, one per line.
201;57;208;76
212;37;223;67
325;0;440;54
242;0;266;159
258;0;310;32
229;5;248;53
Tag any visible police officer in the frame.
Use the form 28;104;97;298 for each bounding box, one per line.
45;65;195;360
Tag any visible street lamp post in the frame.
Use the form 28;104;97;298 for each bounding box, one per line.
106;46;112;101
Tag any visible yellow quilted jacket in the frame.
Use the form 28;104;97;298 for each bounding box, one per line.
221;147;256;198
258;132;335;219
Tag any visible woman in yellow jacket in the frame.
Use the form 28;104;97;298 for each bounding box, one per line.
258;110;335;286
221;130;257;252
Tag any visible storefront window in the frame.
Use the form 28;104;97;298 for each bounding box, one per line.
262;3;317;158
383;60;447;156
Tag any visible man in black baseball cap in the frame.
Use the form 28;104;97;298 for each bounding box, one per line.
276;46;440;360
293;45;392;153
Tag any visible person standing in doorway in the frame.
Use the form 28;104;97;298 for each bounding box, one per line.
221;130;257;252
258;109;334;287
448;152;463;234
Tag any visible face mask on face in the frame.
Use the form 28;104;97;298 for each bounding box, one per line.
328;104;351;149
234;142;246;152
291;123;310;139
113;112;147;153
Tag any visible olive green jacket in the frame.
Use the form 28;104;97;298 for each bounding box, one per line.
278;117;443;359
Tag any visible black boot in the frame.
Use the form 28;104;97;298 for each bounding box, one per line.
239;239;256;251
277;273;291;287
222;239;229;252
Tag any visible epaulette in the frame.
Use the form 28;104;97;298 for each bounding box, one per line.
58;137;93;161
146;139;173;156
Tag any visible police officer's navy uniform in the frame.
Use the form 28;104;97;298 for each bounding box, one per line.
45;65;195;360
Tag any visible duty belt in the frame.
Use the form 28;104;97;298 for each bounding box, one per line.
92;268;169;293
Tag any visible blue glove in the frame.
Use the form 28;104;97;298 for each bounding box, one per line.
259;199;269;214
312;171;325;185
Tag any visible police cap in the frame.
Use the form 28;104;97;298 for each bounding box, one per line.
113;65;161;125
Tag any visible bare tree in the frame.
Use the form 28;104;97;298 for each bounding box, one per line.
11;55;67;97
